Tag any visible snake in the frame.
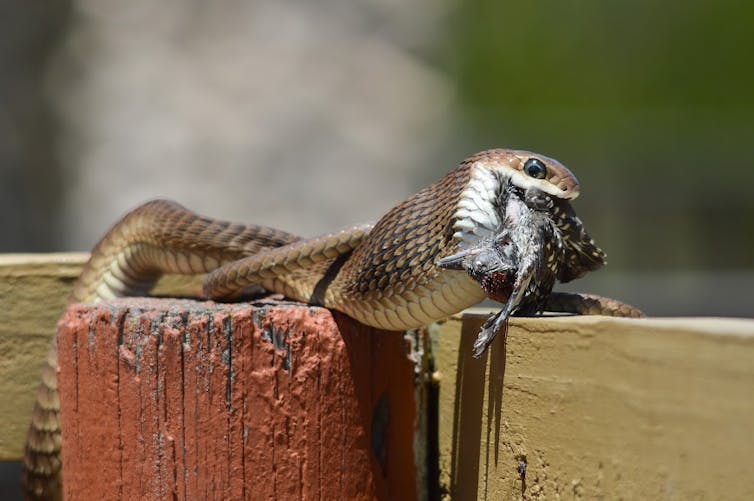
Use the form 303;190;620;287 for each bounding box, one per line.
22;148;642;499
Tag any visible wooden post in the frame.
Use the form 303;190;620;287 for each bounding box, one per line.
56;298;430;500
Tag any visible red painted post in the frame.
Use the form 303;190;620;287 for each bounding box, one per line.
56;298;426;500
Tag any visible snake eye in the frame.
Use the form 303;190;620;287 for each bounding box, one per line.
523;158;547;179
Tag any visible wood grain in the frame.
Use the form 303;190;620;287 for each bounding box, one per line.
55;298;425;500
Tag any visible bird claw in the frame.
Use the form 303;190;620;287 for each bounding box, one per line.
472;308;509;358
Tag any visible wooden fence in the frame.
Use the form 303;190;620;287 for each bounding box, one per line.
2;254;753;499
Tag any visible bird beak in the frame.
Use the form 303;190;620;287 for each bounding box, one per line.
436;249;474;270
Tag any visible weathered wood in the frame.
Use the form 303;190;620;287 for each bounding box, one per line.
436;312;754;500
56;298;427;500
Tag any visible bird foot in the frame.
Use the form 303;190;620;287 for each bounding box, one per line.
472;309;509;357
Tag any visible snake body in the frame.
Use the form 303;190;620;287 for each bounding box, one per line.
23;148;641;499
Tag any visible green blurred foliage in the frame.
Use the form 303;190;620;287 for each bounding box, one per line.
449;0;754;270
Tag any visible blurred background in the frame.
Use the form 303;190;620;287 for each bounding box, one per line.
1;0;752;315
1;1;753;496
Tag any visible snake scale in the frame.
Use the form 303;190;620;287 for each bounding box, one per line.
22;148;642;499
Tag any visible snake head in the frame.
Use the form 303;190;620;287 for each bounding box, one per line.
468;149;581;200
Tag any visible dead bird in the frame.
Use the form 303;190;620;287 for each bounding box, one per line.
438;183;601;356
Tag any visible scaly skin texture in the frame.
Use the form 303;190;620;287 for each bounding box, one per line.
23;148;641;499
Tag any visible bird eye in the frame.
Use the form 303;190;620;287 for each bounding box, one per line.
523;158;547;179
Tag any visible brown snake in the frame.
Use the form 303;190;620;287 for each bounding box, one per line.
22;148;642;499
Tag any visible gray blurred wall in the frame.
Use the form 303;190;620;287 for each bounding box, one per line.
0;1;69;252
49;0;453;250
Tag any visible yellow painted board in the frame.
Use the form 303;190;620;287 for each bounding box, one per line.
436;312;754;500
0;254;86;460
0;253;203;460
